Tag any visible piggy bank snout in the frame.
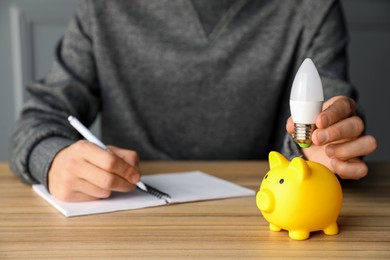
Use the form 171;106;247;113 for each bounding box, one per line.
256;189;275;213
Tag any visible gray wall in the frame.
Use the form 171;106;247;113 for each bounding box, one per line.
0;0;80;161
0;0;389;162
342;0;390;161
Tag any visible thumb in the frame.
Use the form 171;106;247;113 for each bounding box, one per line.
286;116;294;134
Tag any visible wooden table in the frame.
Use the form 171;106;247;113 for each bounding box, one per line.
0;161;389;259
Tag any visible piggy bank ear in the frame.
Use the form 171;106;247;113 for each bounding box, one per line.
269;151;289;170
289;157;311;181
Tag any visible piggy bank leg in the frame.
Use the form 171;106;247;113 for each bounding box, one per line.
288;230;310;240
323;222;339;236
269;223;281;232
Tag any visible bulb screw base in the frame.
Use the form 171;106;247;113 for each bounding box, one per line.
293;123;316;148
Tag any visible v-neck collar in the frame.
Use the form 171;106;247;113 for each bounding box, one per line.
186;0;250;42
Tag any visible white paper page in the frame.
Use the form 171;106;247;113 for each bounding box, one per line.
33;185;164;217
33;171;255;217
142;171;255;203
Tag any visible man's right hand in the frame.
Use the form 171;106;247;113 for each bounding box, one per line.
48;140;141;202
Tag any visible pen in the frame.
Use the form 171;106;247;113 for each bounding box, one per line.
68;115;148;192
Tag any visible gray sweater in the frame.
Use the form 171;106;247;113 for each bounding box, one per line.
10;0;356;189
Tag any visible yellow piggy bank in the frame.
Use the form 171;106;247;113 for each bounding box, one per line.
256;151;342;240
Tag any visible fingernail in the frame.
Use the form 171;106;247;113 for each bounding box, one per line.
131;174;140;184
321;114;330;127
326;145;335;158
330;158;338;171
317;131;328;144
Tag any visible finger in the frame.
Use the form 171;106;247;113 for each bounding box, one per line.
59;191;100;202
108;146;140;168
316;97;356;129
78;162;135;192
73;141;140;184
312;116;364;145
326;135;378;160
71;178;112;199
53;176;106;202
286;116;294;134
331;158;368;180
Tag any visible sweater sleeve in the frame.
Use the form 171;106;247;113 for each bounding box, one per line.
280;0;357;159
9;0;100;189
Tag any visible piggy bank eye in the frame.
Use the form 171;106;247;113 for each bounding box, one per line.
264;174;268;180
279;179;284;184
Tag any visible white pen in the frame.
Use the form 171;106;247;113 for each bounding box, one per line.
68;115;148;192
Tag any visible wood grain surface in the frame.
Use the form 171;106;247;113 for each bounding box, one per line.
0;161;389;259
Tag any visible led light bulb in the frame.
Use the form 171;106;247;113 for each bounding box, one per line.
290;58;324;148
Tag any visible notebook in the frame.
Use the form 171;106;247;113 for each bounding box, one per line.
33;171;255;217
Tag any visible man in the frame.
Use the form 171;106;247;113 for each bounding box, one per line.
10;0;377;201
